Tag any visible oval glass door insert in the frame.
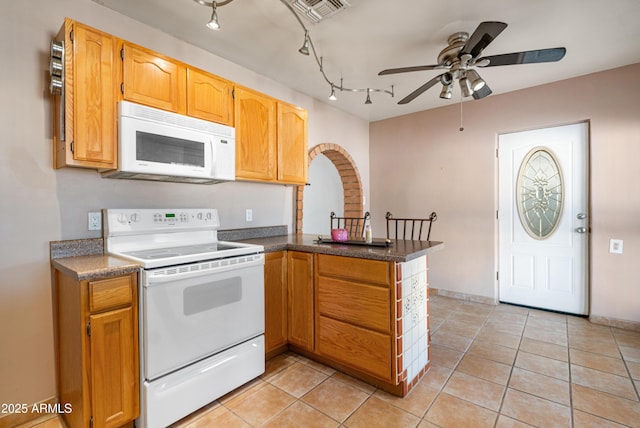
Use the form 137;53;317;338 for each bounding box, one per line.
516;147;564;239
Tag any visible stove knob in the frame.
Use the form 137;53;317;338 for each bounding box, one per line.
117;213;128;224
130;212;140;222
197;212;203;220
205;212;212;220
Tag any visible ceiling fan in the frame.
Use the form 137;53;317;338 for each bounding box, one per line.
379;21;566;104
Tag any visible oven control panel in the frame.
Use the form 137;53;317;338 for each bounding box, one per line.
104;208;220;235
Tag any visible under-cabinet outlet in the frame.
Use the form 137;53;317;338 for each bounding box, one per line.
88;212;102;231
245;209;253;222
609;239;623;254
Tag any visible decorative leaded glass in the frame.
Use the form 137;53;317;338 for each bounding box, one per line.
516;148;564;239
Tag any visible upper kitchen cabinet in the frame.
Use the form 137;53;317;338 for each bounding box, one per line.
186;67;234;126
235;86;308;185
234;86;278;181
277;101;308;185
53;19;118;169
121;43;187;114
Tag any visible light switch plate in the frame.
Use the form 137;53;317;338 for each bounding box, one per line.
609;239;623;254
245;209;253;222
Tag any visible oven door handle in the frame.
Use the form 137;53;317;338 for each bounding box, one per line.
144;255;264;285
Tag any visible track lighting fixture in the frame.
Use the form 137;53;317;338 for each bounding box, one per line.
206;2;220;30
192;0;394;105
298;31;310;56
328;86;337;101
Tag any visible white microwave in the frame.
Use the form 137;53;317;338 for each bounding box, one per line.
102;101;235;184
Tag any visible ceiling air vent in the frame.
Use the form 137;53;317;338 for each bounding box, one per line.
290;0;351;24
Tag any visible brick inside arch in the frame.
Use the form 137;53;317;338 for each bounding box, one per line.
295;143;364;233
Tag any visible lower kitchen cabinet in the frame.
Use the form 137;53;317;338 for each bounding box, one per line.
287;251;314;351
53;269;139;428
315;254;394;381
263;249;429;397
264;251;288;357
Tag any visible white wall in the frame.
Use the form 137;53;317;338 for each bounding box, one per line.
303;154;344;235
370;63;640;326
0;0;369;408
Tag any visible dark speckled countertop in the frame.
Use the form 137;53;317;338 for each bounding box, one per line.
50;230;443;280
50;238;141;281
236;234;444;262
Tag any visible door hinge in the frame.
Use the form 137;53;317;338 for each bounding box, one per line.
120;82;124;94
90;416;93;428
120;47;124;60
86;321;91;337
70;141;75;154
496;210;499;220
496;271;499;281
232;88;235;99
69;30;74;43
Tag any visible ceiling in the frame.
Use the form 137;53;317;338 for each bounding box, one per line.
92;0;640;122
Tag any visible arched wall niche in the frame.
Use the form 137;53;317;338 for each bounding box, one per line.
295;143;364;233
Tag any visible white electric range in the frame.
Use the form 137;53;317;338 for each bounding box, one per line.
104;208;265;428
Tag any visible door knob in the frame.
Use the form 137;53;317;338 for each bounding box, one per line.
576;227;587;233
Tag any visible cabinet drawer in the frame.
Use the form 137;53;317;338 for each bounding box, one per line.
317;254;392;286
89;276;133;312
317;277;390;333
317;315;392;381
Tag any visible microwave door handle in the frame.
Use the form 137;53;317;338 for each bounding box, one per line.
210;138;217;176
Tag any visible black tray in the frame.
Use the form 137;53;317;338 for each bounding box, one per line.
315;237;393;247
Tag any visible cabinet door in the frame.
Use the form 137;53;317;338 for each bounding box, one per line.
287;251;314;351
89;306;139;428
264;251;288;356
234;86;277;181
186;67;234;126
277;102;308;184
122;43;186;113
64;21;117;168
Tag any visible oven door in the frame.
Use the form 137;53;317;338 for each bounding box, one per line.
141;257;264;381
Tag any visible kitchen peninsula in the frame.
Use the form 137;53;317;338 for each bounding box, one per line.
50;232;443;414
236;233;444;397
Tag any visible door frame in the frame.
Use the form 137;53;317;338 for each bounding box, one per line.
495;120;592;313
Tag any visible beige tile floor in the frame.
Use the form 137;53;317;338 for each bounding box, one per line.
26;295;640;427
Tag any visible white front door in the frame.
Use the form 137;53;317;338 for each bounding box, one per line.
498;122;589;315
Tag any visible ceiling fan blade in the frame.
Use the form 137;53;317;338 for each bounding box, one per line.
378;64;445;76
460;21;508;58
472;83;492;100
478;47;566;67
398;75;442;104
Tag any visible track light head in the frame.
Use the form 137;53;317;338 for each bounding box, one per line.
206;2;220;30
298;31;310;55
328;86;337;101
365;90;372;104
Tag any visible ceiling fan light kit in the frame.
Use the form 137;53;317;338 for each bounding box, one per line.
379;21;567;105
191;0;394;105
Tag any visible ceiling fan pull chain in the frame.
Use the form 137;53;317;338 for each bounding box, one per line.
459;93;464;132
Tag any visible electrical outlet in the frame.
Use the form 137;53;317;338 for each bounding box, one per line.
245;209;253;222
88;211;102;231
609;239;623;254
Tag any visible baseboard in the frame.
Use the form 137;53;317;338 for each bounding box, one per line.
430;287;499;306
0;397;57;428
431;287;640;332
589;315;640;332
